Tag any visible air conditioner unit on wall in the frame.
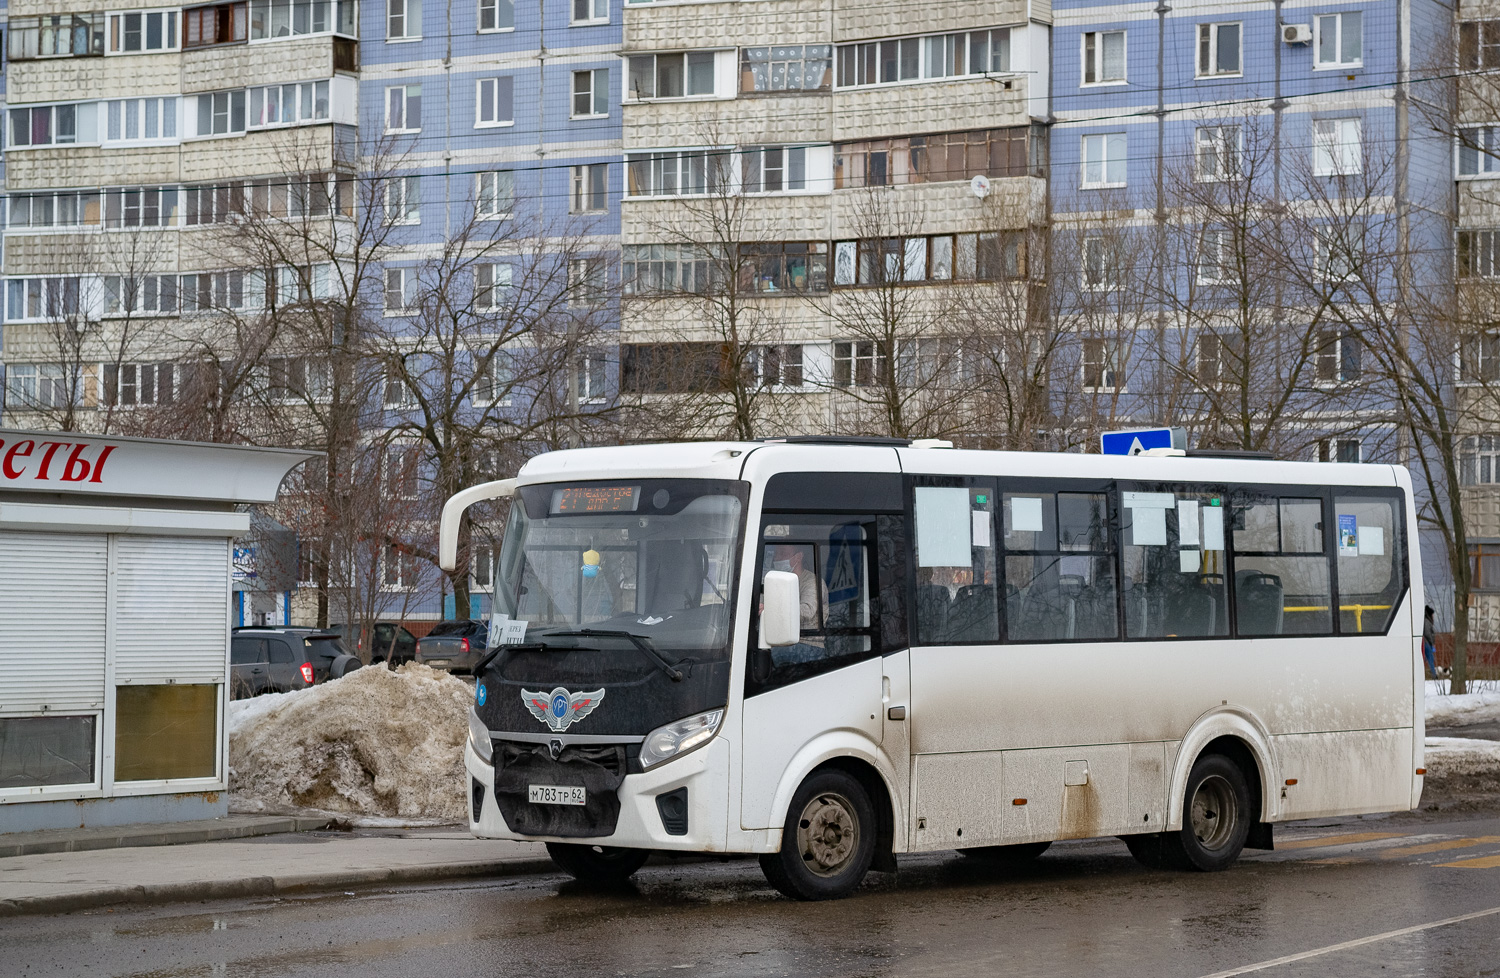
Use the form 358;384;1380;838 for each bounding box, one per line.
1282;23;1312;44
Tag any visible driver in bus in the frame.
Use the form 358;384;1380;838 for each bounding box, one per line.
769;544;827;666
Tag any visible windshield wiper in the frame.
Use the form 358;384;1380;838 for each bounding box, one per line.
535;628;685;682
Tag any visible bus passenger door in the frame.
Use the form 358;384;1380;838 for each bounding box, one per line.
880;648;912;848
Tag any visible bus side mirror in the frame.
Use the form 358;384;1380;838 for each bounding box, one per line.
761;571;801;647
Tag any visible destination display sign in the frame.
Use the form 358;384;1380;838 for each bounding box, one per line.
550;485;640;514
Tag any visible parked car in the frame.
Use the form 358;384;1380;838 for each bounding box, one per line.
330;621;418;668
229;628;363;699
414;619;490;675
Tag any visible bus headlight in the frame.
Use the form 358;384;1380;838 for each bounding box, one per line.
468;708;493;764
639;709;724;769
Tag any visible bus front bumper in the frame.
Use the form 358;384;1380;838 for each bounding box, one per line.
465;736;731;852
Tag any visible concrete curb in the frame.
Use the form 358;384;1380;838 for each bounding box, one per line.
0;817;334;858
0;856;561;917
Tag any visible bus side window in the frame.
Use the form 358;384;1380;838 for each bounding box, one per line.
1121;489;1229;639
913;484;997;644
1004;491;1117;642
1333;494;1403;634
1232;493;1332;636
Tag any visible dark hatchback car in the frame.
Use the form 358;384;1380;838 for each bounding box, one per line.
330;621;418;668
414;620;489;675
230;628;363;698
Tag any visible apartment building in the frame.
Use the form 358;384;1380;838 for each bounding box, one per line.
617;0;1051;438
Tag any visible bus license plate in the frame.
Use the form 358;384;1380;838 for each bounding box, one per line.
529;784;586;806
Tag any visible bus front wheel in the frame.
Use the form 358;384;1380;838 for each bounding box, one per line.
1130;754;1251;872
760;769;877;901
545;842;650;884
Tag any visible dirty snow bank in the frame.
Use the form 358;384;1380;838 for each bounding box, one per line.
228;663;472;821
1420;736;1500;811
1425;679;1500;727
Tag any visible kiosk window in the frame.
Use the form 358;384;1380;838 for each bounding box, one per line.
1232;493;1332;636
1334;494;1403;633
1122;489;1229;638
1003;491;1117;642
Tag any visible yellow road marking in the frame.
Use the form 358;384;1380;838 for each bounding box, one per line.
1380;836;1500;858
1277;832;1403;850
1308;857;1364;865
1436;855;1500;869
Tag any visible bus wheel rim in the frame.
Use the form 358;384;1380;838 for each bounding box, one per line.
1189;774;1237;851
798;791;858;877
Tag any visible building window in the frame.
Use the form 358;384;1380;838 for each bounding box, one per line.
386;85;421;132
383;367;417;408
1194;125;1241;181
1315;331;1362;382
1461;435;1500;484
104;362;175;406
1082;338;1121;390
382;544;418;590
8;191;104;229
472;353;514;405
1081;132;1127;187
1313;118;1361;176
759;344;804;387
107;10;179;54
476;76;514;126
832;341;885;388
384;267;417;313
7;14;107;59
1195;332;1240;386
1459;229;1500;278
3;364;71;409
249;0;356;39
571;0;606;24
1459;127;1500;177
1315;11;1362;69
104;274;179;314
580;350;611;401
105;97;179;142
194;89;247;136
832;232;1025;286
568;257;609;307
1318;437;1362;463
743;146;807;193
475;262;510;311
570;164;608;213
244;174;350;219
184;3;248;47
835;29;1007;88
571;69;609;117
1197;22;1241;76
746;44;834;92
7;103;98;148
383;175;421;224
477;0;513;31
1461;332;1500;383
387;0;419;39
834;126;1039;188
628;52;714;99
476;170;515;217
1197;227;1234;284
1081;234;1116;290
1461;20;1500;68
1082;30;1126;84
184;183;246;225
248;81;330;127
178;270;263;312
626;150;726;197
621;343;730;393
622;244;715;295
1316;224;1364;282
739;242;828;293
4;278;82;321
266;356;329;403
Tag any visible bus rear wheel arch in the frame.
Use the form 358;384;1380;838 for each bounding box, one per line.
760;767;879;900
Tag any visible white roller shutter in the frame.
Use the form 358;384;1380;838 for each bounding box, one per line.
0;531;109;712
114;536;230;685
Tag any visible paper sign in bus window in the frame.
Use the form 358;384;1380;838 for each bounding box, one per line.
1180;549;1201;573
1009;496;1044;533
972;510;992;548
1358;525;1384;556
1338;514;1358;555
1202;507;1225;551
1133;506;1167;546
1178;500;1200;546
914;486;972;566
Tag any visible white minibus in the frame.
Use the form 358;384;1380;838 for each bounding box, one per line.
439;439;1423;899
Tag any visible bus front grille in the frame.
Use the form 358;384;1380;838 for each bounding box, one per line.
491;741;629;838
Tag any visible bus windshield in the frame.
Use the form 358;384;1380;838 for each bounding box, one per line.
495;479;747;655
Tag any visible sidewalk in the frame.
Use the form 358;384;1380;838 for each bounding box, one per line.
0;821;554;917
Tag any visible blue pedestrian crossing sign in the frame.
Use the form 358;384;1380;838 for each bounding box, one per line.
1100;427;1186;456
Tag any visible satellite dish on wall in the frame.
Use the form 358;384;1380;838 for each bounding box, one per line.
970;175;991;199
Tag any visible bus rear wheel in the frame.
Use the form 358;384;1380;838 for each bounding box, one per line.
958;841;1052;865
1130;754;1251;872
760;769;876;901
545;842;650;885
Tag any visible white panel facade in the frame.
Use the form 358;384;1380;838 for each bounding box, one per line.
0;531;110;713
113;535;230;685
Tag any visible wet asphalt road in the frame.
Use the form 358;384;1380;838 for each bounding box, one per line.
6;813;1500;978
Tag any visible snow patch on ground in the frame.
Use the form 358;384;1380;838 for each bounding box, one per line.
228;664;473;821
1424;679;1500;727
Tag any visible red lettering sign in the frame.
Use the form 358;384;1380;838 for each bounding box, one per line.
89;445;116;483
3;440;35;479
35;442;71;481
0;440;118;486
61;444;93;482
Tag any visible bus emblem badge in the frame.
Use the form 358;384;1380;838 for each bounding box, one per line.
522;687;605;733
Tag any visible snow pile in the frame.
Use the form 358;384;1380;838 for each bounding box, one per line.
1425;679;1500;727
228;663;473;821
